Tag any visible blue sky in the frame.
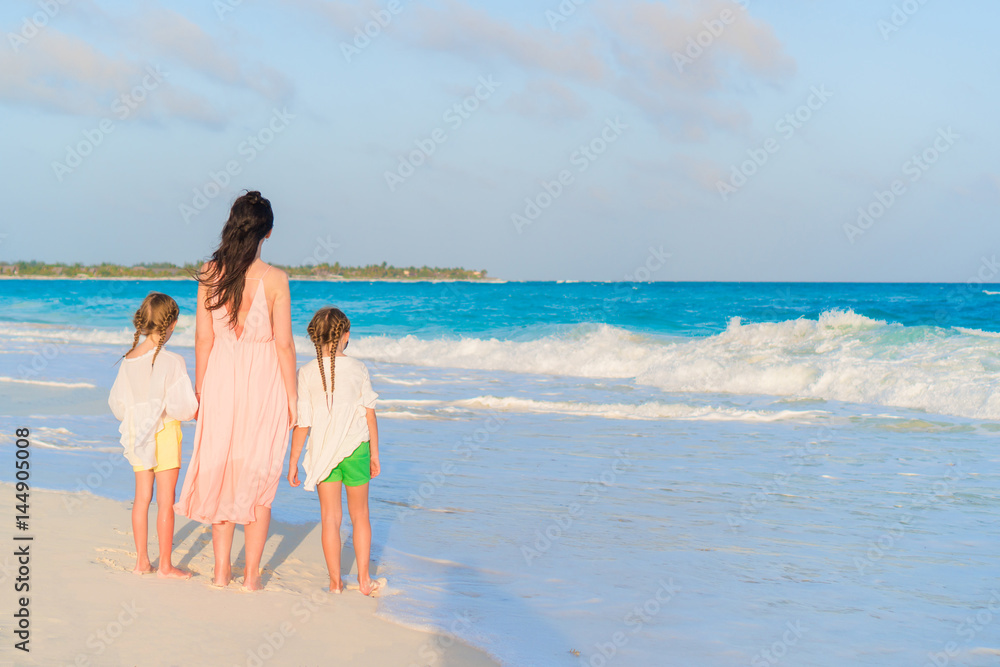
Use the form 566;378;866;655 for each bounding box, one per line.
0;0;997;281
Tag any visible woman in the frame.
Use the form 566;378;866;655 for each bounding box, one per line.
175;191;297;591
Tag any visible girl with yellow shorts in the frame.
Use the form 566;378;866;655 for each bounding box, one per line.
109;293;198;579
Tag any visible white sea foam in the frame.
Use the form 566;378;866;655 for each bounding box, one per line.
6;309;1000;420
0;320;309;354
377;377;428;386
379;410;442;420
0;323;135;346
350;310;1000;420
451;396;827;422
0;376;97;389
372;396;825;422
954;326;1000;339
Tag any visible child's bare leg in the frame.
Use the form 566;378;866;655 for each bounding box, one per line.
346;483;375;594
318;481;344;592
243;505;271;591
132;470;155;574
154;468;190;579
211;521;236;586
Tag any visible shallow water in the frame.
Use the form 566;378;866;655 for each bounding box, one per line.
2;280;1000;665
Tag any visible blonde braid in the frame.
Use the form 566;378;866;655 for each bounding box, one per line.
151;300;179;367
328;321;341;397
312;335;326;394
118;304;148;365
306;307;351;409
152;322;168;367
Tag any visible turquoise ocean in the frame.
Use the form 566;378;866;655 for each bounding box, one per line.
2;279;1000;666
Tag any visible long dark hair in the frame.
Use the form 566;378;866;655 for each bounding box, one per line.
197;191;274;328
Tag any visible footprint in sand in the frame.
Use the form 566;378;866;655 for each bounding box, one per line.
95;556;131;572
94;547;132;555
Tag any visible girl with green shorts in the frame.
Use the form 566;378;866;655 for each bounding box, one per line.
288;307;382;596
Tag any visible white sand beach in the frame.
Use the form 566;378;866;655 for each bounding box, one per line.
1;484;498;667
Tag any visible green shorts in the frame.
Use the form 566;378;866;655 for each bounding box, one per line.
320;441;370;487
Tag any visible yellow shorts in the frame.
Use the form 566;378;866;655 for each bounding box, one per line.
132;419;182;473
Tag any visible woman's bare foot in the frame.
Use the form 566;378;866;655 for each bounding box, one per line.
132;559;154;575
243;571;262;592
158;565;192;580
212;565;231;588
329;579;345;594
358;578;382;597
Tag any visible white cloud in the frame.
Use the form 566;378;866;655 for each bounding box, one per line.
505;79;589;122
286;0;795;136
0;3;293;125
125;7;292;102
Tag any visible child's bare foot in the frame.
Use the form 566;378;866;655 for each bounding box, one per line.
157;565;192;580
329;579;345;594
132;560;154;575
358;578;382;597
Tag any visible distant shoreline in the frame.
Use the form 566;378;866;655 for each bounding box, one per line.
0;261;491;282
0;275;504;283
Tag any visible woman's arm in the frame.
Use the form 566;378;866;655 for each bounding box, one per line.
270;269;297;425
366;408;380;478
194;263;215;399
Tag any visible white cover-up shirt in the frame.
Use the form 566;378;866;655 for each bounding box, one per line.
297;355;379;491
108;349;198;469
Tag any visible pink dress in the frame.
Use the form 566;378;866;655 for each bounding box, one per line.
175;266;289;524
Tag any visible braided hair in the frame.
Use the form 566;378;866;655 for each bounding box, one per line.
121;292;180;367
195;190;274;329
306;307;350;407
